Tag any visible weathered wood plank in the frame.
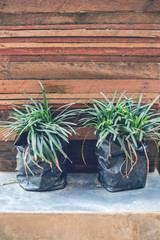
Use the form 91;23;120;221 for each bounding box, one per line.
1;29;160;38
0;140;16;171
0;98;158;106
0;80;159;94
1;12;160;26
0;62;159;80
1;43;160;48
0;160;16;171
1;55;160;63
0;140;16;158
0;0;160;13
0;92;159;100
0;37;159;43
1;24;160;30
147;140;158;172
0;95;159;111
1;47;160;56
0;94;159;106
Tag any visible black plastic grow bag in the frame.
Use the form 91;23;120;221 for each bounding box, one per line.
14;132;67;192
95;134;148;192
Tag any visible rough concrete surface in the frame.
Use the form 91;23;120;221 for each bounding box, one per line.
0;172;160;240
0;213;160;240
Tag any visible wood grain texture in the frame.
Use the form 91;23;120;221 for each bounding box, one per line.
1;12;160;26
0;37;159;43
1;24;160;30
0;94;159;108
0;62;159;80
0;79;159;94
1;55;160;63
0;160;16;171
0;0;160;13
1;29;160;38
0;141;16;159
1;43;160;48
1;47;160;56
0;98;158;106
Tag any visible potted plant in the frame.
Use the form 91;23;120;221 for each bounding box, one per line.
80;91;160;192
0;81;77;191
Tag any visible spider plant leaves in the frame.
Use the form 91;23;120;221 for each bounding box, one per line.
80;91;160;151
138;95;160;121
46;132;64;153
116;91;126;106
134;116;139;128
23;93;39;108
11;107;24;115
100;92;111;104
0;81;77;171
38;80;49;112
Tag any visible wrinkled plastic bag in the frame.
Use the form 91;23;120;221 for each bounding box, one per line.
95;134;148;192
14;132;67;192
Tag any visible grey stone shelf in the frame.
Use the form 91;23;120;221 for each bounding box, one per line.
0;171;160;213
0;171;159;213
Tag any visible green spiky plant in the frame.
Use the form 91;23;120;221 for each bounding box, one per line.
80;91;160;177
0;81;77;174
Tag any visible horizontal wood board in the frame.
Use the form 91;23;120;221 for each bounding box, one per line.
1;0;160;13
1;12;160;26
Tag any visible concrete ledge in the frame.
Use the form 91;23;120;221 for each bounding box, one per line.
0;172;160;239
0;212;160;240
0;172;160;213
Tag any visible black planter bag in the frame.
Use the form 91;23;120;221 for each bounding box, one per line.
95;134;148;192
14;132;67;192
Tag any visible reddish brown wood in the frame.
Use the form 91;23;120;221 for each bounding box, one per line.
1;55;160;63
0;0;160;13
1;24;160;30
0;102;159;111
0;37;159;43
1;12;160;26
0;62;159;80
0;105;13;110
1;47;160;56
0;103;90;110
1;29;160;38
0;79;159;94
1;42;160;49
0;98;158;106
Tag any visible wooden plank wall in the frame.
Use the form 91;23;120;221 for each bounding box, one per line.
0;0;160;171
